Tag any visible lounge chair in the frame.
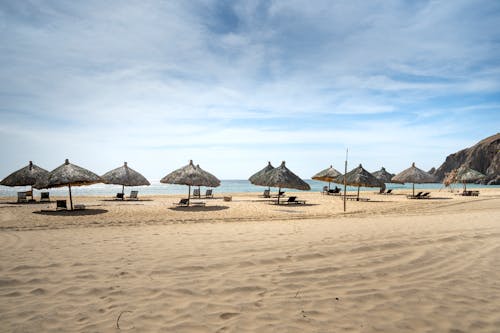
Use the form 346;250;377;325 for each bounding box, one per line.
273;191;286;198
25;190;34;201
420;192;431;199
262;189;271;198
192;189;201;198
322;186;329;195
128;191;138;201
205;189;213;198
115;193;124;200
385;189;393;195
378;188;386;194
287;196;306;204
273;196;306;205
175;198;189;206
17;192;28;203
40;192;50;202
329;188;341;195
346;196;370;201
461;190;479;197
407;192;423;199
56;200;67;210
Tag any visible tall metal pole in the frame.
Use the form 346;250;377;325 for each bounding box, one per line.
343;148;348;212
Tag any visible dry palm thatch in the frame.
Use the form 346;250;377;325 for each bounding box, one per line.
312;165;342;190
101;162;150;197
371;167;395;183
454;166;485;191
195;164;221;188
0;161;49;190
443;169;457;188
391;162;437;196
249;162;274;187
48;159;102;210
160;160;220;205
260;161;310;204
336;164;382;200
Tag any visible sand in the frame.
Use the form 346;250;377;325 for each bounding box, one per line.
0;188;499;332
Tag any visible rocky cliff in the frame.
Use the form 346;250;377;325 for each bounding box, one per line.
432;133;500;184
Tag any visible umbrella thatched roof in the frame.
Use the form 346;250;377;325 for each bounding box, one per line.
0;161;49;189
337;164;382;188
160;160;220;187
391;162;436;184
47;159;102;188
249;161;274;186
196;164;221;187
101;162;150;187
260;161;310;190
371;167;395;183
443;169;458;187
454;166;485;183
312;165;342;182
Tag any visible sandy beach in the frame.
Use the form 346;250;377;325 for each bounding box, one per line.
1;188;499;332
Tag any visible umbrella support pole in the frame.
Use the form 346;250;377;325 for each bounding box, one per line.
122;185;125;200
188;185;191;206
278;187;281;205
357;186;360;201
68;184;73;210
413;183;415;197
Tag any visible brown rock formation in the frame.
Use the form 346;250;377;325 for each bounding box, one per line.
432;133;500;184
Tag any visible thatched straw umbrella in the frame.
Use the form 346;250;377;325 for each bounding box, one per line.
101;162;150;199
260;161;310;204
47;159;102;210
0;161;50;193
371;167;395;184
454;166;485;191
312;165;342;190
391;162;436;196
336;164;383;201
249;162;274;190
443;169;458;191
160;160;220;206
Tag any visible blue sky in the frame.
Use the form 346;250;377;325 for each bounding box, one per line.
1;0;499;179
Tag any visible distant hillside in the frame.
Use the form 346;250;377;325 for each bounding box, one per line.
432;133;500;184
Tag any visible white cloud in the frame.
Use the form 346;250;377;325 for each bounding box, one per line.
0;0;499;178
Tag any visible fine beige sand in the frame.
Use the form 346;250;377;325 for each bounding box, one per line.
0;188;499;332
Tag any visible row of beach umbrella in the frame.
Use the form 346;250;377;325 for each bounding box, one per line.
2;159;486;209
0;159;220;209
251;161;485;200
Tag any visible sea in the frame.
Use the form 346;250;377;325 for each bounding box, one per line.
0;180;497;198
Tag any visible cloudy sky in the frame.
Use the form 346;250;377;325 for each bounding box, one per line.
1;0;499;179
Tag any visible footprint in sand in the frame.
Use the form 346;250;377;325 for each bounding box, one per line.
220;312;239;320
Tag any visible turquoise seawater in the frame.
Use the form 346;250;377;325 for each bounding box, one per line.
0;180;497;198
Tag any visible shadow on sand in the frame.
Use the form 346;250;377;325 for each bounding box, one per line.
33;209;109;216
169;205;229;212
100;199;153;202
271;203;319;207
